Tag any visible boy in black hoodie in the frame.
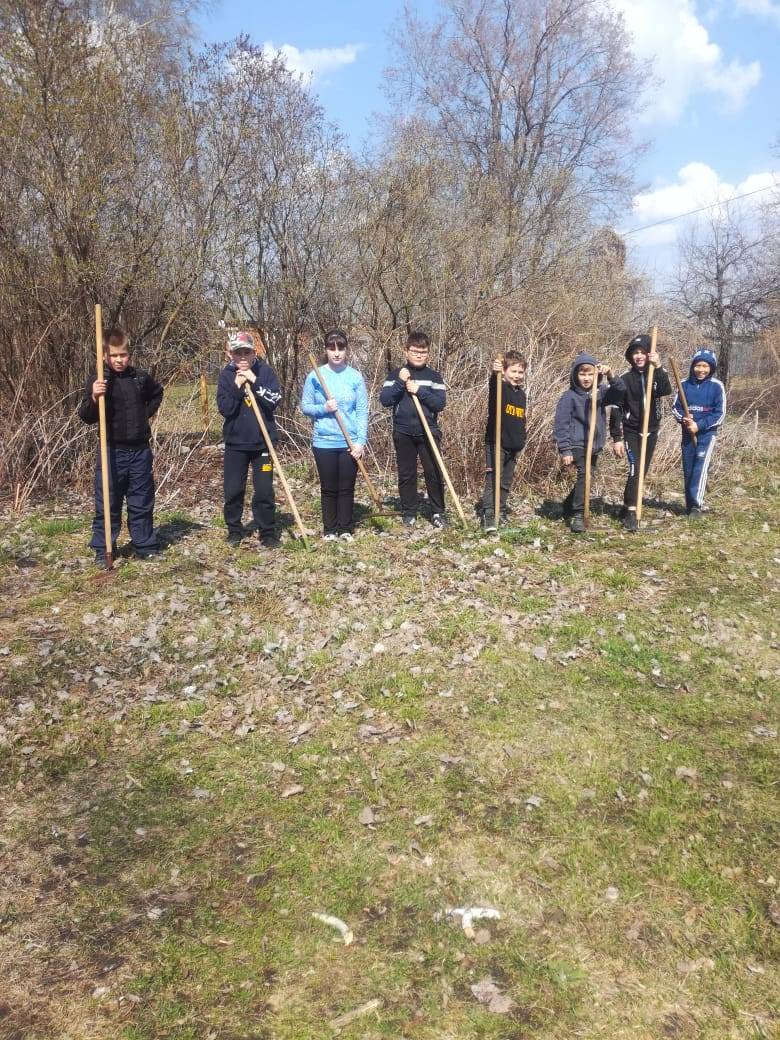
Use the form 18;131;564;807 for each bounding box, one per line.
552;353;623;532
380;331;448;528
481;351;527;532
77;326;163;564
216;331;283;548
611;334;672;531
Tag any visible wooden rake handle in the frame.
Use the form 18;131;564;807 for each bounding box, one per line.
669;357;698;447
583;374;598;527
494;363;503;525
308;354;383;512
409;392;466;525
95;303;113;569
243;386;309;548
636;324;658;524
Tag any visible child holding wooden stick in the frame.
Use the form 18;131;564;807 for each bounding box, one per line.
671;348;725;518
301;329;369;541
217;330;283;548
482;351;527;532
612;334;673;531
77;326;163;564
380;331;448;528
552;354;623;533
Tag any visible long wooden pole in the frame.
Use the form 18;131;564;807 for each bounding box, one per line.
199;373;209;435
409;393;466;525
308;353;384;512
669;356;697;448
243;388;309;548
635;325;658;524
95;304;113;569
583;371;599;527
493;362;503;526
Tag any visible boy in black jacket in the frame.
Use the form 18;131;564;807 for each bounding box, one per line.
380;331;448;528
552;353;624;533
216;331;283;548
482;351;527;532
612;334;672;531
77;327;163;563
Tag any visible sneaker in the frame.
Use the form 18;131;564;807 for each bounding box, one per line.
500;512;510;525
431;513;448;530
483;516;498;534
322;533;338;542
402;514;416;527
260;533;281;549
226;531;243;545
339;532;354;542
688;507;703;520
623;511;638;532
570;515;586;533
136;549;161;560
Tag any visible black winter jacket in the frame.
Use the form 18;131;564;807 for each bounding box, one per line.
380;363;446;436
613;365;672;433
217;359;282;449
77;367;163;446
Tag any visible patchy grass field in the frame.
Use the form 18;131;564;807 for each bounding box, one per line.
0;457;778;1040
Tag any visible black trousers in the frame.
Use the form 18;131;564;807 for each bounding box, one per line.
393;431;445;516
223;447;275;537
313;447;358;534
481;444;520;520
90;444;158;553
562;448;599;517
623;428;658;508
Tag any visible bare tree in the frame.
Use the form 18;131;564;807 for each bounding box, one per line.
672;205;780;385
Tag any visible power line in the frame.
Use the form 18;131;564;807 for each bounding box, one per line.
621;181;779;238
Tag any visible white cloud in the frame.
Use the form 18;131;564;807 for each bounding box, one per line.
612;0;761;121
734;0;780;25
627;162;779;245
261;42;363;84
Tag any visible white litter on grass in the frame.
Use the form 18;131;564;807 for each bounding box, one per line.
312;912;354;946
440;906;501;939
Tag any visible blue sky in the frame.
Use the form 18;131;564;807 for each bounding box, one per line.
197;1;780;286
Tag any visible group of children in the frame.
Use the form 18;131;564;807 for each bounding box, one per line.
78;326;726;560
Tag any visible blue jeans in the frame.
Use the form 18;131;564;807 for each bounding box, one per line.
90;445;157;553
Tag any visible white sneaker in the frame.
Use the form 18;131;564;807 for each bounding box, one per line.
339;532;354;542
323;533;337;542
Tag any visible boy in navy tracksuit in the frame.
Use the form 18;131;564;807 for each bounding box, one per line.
380;331;448;528
552;353;624;532
217;331;283;548
672;348;725;518
612;334;673;531
482;351;527;532
77;326;163;563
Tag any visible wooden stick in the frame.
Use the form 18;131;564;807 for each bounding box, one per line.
243;385;309;548
636;325;657;524
95;304;113;569
669;356;697;448
409;393;467;525
583;371;599;527
308;353;384;512
493;361;503;526
199;372;209;435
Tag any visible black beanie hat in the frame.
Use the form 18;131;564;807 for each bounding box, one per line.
625;334;652;362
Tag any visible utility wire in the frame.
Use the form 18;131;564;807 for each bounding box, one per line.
622;180;779;238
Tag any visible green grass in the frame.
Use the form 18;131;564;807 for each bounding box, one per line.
0;463;778;1040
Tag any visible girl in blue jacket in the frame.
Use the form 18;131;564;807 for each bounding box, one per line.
672;348;726;518
301;329;369;540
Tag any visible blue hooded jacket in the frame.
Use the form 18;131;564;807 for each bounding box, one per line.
553;353;624;455
672;349;725;439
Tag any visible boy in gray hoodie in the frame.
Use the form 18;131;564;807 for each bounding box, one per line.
552;353;624;532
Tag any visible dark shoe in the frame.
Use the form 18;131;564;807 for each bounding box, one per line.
688;507;703;520
94;552;107;567
226;530;243;545
482;515;497;533
402;514;416;527
431;513;448;530
500;512;510;525
623;511;638;532
570;515;586;533
260;533;281;549
136;549;161;560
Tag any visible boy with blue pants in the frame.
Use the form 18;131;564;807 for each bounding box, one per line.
672;348;725;518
